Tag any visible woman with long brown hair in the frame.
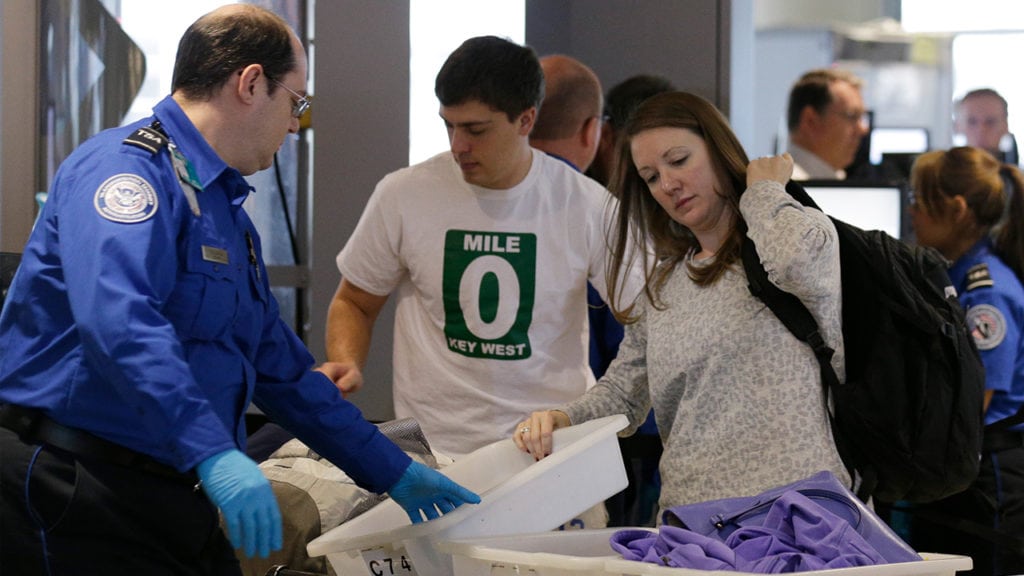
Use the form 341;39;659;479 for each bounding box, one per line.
513;91;848;512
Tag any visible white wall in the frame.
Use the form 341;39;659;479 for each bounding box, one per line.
309;2;410;420
755;0;896;29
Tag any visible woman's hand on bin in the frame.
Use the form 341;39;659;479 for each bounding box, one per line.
513;410;571;461
388;461;481;523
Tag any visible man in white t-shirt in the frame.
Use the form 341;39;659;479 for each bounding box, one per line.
326;36;640;461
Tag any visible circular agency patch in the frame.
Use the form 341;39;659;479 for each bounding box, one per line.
966;303;1007;351
94;173;159;223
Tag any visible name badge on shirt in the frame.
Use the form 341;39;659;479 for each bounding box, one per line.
202;246;229;265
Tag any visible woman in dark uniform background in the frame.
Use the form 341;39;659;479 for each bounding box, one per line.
908;145;1024;576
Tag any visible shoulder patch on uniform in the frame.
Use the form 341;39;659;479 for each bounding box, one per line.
965;263;994;291
966;303;1006;351
93;173;159;224
123;126;168;155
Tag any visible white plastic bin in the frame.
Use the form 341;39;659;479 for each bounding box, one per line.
440;527;646;576
442;528;973;576
306;414;630;576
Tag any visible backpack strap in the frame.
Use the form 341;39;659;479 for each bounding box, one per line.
740;180;834;387
986;404;1024;432
740;231;840;393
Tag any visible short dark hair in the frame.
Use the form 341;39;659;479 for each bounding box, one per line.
434;36;544;121
957;88;1009;119
603;74;676;131
172;5;296;100
786;68;862;131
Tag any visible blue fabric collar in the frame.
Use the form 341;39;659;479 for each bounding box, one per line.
544;151;580;173
949;237;994;285
152;96;253;205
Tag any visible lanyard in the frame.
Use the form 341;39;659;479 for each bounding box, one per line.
169;140;203;217
147;120;203;217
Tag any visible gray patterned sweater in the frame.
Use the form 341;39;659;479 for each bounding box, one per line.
562;180;850;513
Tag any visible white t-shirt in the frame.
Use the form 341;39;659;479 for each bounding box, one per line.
337;149;640;457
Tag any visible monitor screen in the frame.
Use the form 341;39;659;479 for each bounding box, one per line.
869;127;930;165
802;182;904;239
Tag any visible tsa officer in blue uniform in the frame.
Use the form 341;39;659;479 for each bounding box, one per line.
0;5;478;576
909;146;1024;576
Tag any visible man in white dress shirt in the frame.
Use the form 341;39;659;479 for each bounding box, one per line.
785;68;869;180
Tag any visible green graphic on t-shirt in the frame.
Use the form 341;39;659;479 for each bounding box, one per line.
443;230;536;359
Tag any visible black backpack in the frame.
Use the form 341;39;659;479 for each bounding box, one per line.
741;180;986;504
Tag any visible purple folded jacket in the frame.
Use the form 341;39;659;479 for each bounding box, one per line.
611;491;892;573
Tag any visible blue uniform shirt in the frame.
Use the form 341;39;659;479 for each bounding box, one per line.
949;238;1024;429
0;96;409;492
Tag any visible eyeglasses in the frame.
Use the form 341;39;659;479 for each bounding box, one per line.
828;107;869;126
269;77;312;118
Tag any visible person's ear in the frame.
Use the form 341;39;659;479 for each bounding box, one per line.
799;105;822;132
949;195;972;224
237;64;263;104
517;107;537;136
580;115;601;150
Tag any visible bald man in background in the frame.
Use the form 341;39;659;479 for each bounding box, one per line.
530;55;604;174
529;55;631;529
956;88;1014;162
533;63;672;527
529;54;620;384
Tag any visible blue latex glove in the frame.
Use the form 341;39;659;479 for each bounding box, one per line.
196;449;282;558
388;461;481;523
